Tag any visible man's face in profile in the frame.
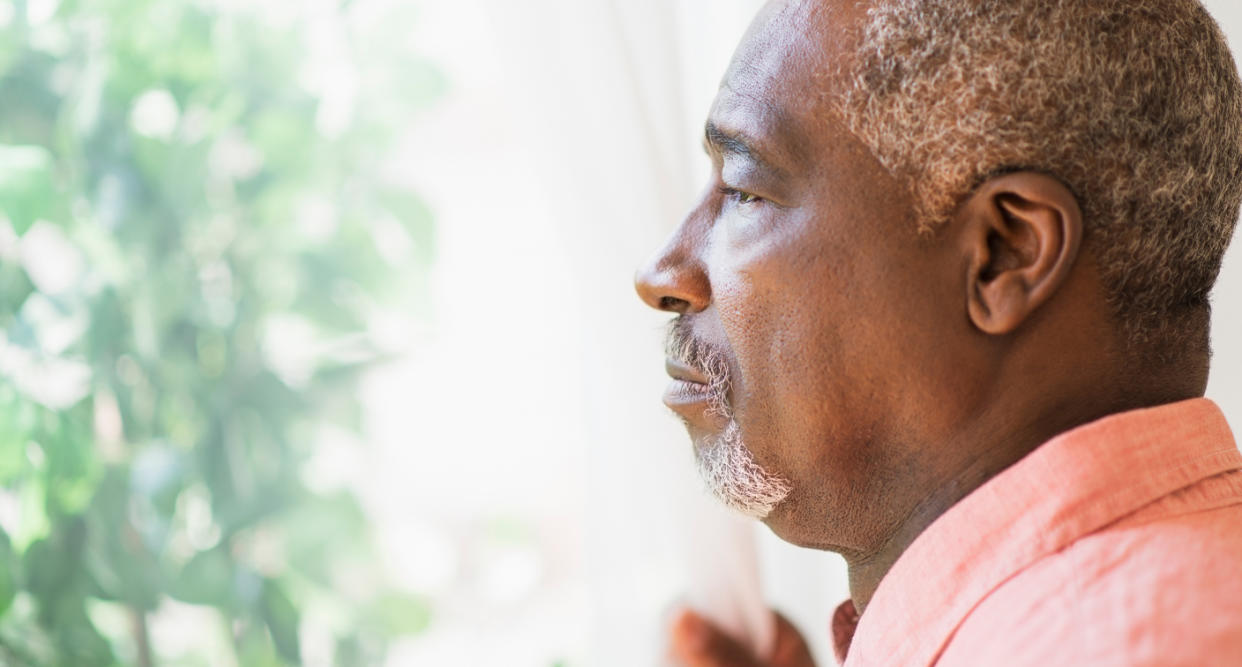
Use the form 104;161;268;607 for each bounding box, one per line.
637;0;976;552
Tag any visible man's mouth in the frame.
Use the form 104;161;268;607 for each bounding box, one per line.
665;357;710;385
662;318;732;425
663;357;714;411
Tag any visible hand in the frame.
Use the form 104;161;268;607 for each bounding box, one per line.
669;608;818;667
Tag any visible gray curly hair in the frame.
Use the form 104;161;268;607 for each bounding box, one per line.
841;0;1242;357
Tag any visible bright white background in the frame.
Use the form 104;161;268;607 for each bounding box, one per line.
360;2;1242;665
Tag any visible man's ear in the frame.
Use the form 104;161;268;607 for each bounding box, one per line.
957;172;1083;335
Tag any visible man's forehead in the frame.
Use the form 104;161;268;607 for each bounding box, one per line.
708;0;866;159
723;0;866;80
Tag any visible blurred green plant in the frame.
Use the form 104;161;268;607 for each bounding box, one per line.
0;0;442;664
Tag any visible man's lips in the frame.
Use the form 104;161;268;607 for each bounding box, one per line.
665;357;710;385
663;357;712;412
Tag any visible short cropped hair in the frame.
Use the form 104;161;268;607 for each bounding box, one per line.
841;0;1242;356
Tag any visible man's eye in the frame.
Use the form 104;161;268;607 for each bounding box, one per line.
720;187;763;206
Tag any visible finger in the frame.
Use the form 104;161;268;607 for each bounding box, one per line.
768;611;817;667
670;608;762;667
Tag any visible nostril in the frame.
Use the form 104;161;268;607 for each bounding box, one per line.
659;296;689;313
634;255;710;314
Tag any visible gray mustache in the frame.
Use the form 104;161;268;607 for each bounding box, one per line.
665;318;733;418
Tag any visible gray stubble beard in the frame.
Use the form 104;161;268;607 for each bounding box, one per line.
691;347;793;520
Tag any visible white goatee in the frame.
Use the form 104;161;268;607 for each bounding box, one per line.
695;421;792;519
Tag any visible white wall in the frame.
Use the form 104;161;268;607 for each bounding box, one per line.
1204;0;1242;429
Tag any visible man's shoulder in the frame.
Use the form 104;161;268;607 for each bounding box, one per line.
938;477;1242;666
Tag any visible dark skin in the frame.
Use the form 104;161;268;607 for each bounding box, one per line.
634;1;1210;664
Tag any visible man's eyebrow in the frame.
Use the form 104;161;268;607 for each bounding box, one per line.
703;121;778;172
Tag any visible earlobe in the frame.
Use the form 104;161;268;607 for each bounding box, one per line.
960;173;1083;336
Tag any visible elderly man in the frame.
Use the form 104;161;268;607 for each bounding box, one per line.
634;0;1242;665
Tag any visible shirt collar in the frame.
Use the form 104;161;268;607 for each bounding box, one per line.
837;398;1241;666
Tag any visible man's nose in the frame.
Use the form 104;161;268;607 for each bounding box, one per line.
634;236;711;315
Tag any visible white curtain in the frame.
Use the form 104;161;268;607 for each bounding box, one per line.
380;1;1242;664
472;1;847;663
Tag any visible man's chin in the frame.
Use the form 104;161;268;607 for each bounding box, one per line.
694;421;793;520
676;404;733;438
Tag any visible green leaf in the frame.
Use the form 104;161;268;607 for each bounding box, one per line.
235;619;286;667
281;493;368;587
260;579;300;664
0;145;62;234
81;472;164;611
42;406;104;517
378;189;437;265
49;603;114;667
0;529;18;618
366;593;432;638
0;396;32;484
169;547;234;608
24;526;81;608
0;260;36;327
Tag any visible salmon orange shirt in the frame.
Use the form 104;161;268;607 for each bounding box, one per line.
831;398;1242;666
